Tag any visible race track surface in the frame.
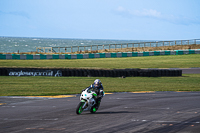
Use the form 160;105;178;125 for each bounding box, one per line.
1;92;200;133
181;68;200;74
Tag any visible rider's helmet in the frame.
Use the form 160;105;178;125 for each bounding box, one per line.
94;79;101;88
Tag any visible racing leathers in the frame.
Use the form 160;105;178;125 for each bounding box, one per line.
87;83;104;108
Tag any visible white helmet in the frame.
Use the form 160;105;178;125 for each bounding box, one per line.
94;79;101;87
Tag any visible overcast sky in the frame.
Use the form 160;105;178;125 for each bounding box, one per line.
0;0;200;40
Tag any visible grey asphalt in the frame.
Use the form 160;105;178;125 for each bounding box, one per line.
181;68;200;74
0;68;199;133
1;92;200;133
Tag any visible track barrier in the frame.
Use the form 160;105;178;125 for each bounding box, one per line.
0;49;200;60
0;68;182;77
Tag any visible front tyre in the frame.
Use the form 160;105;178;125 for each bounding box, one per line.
76;102;85;115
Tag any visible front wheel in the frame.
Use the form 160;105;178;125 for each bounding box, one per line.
76;102;85;115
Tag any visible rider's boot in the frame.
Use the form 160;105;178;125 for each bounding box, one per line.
95;98;101;109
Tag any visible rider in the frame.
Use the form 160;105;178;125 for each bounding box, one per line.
87;79;104;108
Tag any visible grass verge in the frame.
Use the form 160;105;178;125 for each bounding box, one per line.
0;74;200;96
0;54;200;69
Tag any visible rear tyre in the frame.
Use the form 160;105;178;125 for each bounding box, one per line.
90;106;97;113
90;102;100;113
76;102;84;115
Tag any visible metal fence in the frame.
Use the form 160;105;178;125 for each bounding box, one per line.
36;39;200;53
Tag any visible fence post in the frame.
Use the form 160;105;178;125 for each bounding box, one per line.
109;44;110;50
91;45;92;51
163;41;164;47
103;45;104;50
175;41;176;46
71;46;72;53
115;44;116;50
121;44;122;49
78;46;79;52
97;45;98;51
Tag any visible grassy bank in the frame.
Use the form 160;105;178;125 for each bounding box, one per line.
1;54;200;96
1;44;200;54
0;54;200;69
0;74;200;96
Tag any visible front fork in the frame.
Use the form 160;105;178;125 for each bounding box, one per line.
81;100;87;108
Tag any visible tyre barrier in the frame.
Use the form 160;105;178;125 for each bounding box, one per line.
0;68;182;77
1;49;200;60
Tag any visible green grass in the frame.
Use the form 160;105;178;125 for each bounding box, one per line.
0;54;200;69
1;54;200;96
0;74;200;96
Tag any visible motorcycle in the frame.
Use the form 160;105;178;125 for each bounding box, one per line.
76;88;105;115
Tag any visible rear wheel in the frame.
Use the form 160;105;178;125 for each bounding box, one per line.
90;102;100;113
90;106;97;113
76;102;85;115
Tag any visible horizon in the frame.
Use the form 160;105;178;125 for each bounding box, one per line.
0;0;200;40
1;36;199;42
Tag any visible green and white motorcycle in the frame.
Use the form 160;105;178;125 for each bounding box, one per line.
76;88;104;115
